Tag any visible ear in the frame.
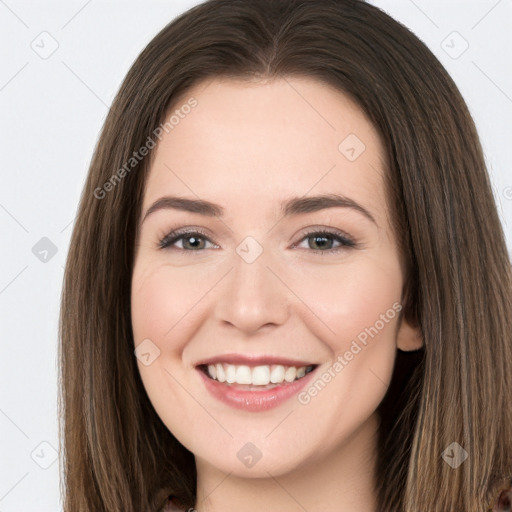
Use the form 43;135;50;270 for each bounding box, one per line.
396;316;423;351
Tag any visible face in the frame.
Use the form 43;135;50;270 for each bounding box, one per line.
131;76;421;478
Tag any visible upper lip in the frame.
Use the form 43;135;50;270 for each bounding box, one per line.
195;353;317;367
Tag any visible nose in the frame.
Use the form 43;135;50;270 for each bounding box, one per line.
213;246;290;335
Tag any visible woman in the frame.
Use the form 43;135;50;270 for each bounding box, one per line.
59;1;512;511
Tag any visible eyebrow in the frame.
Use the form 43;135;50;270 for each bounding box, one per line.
141;193;377;225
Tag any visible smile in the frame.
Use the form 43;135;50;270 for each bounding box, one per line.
200;363;315;387
195;360;319;412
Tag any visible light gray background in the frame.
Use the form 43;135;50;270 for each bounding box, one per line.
0;1;511;510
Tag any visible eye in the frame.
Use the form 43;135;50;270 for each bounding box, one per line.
293;228;356;254
158;228;217;251
158;227;356;253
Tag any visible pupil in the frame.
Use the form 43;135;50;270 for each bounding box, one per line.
312;235;331;250
187;236;202;249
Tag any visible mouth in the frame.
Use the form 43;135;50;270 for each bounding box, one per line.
195;359;320;412
197;363;317;391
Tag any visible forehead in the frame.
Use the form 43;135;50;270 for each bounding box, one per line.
143;76;388;224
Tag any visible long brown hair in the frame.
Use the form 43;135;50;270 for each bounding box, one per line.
58;1;512;510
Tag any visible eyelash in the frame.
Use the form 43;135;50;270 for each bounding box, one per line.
158;227;357;254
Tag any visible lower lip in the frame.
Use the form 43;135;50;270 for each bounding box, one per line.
196;367;318;412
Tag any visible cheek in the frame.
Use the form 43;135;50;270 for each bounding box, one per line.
289;251;403;351
131;267;173;344
289;252;402;411
131;261;204;428
131;260;209;347
292;258;401;437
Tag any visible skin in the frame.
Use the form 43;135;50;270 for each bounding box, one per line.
131;76;423;512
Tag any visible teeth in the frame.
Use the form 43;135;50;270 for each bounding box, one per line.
205;363;313;385
270;365;285;383
215;363;226;382
252;365;270;385
225;364;236;383
207;364;216;379
284;366;297;382
235;365;252;384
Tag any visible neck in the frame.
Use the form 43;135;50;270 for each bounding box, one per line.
193;412;380;512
